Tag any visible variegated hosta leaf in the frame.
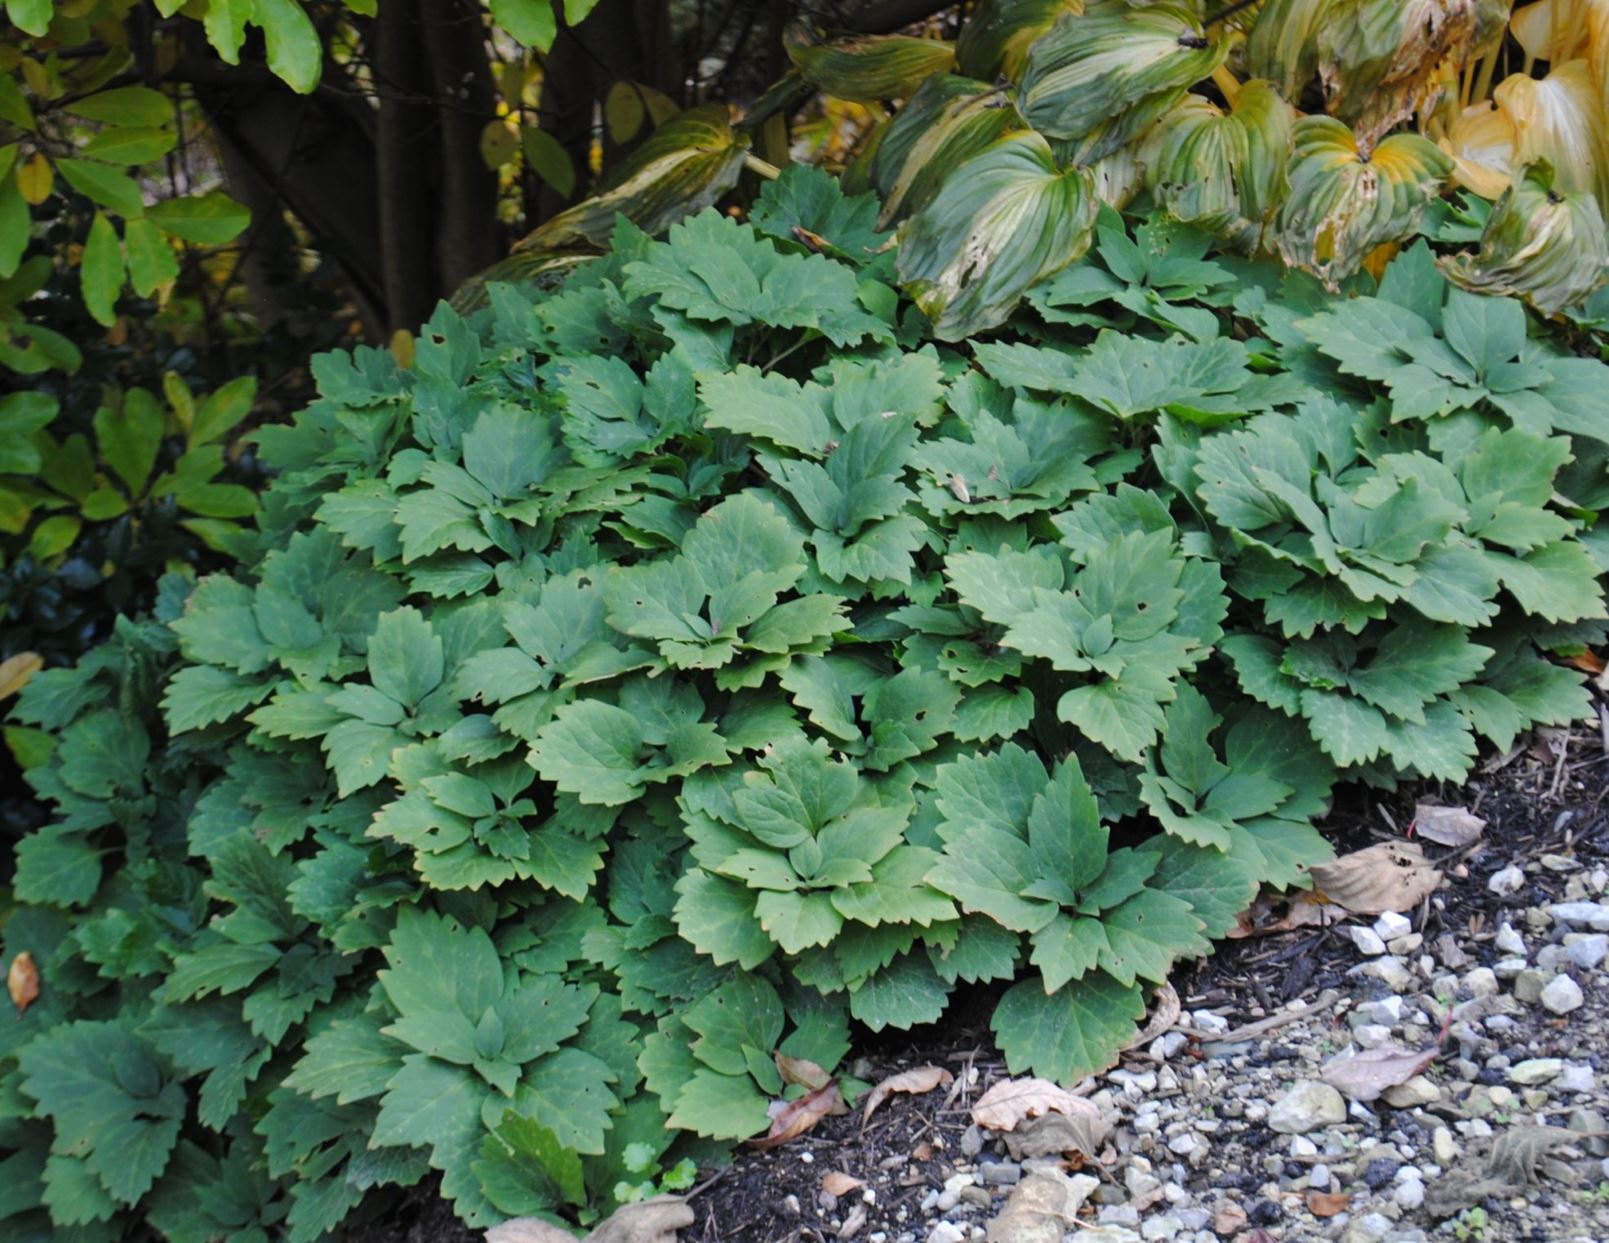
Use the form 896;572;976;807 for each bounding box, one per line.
1244;0;1338;101
1442;160;1609;312
1494;63;1609;207
1276;116;1453;286
515;105;749;251
1018;0;1229;162
1145;80;1295;250
955;0;1086;82
896;130;1097;339
450;250;589;310
1088;142;1148;209
870;75;1021;227
785;27;957;104
1510;0;1609;81
1444;98;1519;198
1316;0;1484;148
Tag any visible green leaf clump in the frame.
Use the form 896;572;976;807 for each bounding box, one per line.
3;168;1604;1238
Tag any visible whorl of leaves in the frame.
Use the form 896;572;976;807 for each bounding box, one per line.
2;167;1605;1238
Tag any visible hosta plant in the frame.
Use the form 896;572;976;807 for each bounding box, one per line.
2;169;1605;1239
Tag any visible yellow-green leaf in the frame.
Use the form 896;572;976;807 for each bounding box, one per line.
253;0;322;94
0;175;28;277
8;0;53;38
81;487;130;520
94;391;164;494
57;158;145;217
80;211;123;327
956;0;1085;83
606;80;646;144
491;0;558;50
17;153;51;205
28;514;81;560
81;126;178;165
480;120;519;169
123;216;179;296
868;75;1019;228
521;127;576;197
145;192;250;244
190;375;257;448
785;27;957;104
66;86;171;126
204;0;253;64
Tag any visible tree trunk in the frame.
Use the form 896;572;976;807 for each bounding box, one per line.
421;0;500;292
373;0;440;334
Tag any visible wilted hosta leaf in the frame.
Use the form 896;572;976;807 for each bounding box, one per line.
1244;0;1338;101
897;130;1096;338
1276;116;1452;286
1442;160;1609;312
956;0;1085;82
1019;0;1229;162
1510;0;1609;69
786;27;956;103
870;75;1020;227
516;105;748;252
1444;98;1519;199
1493;63;1609;207
1316;0;1484;148
1146;80;1295;250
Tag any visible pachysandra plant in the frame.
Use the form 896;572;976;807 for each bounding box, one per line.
3;165;1606;1241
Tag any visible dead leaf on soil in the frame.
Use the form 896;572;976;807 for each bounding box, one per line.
1308;841;1441;915
776;1052;832;1090
1425;1126;1583;1217
1123;980;1182;1052
1319;1043;1439;1103
821;1171;865;1197
1001;1108;1114;1163
972;1076;1103;1135
984;1170;1099;1243
1227;891;1334;938
749;1081;843;1151
1305;1190;1350;1217
1565;649;1605;674
860;1064;952;1128
0;651;42;701
1412;803;1486;848
486;1197;694;1243
7;951;38;1015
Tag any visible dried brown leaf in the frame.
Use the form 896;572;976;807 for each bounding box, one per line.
1305;1190;1350;1217
485;1220;575;1243
1123;981;1182;1052
749;1081;842;1151
821;1171;865;1197
1002;1109;1114;1163
860;1064;952;1127
775;1052;832;1091
7;951;38;1015
1309;841;1441;915
1413;803;1486;848
0;651;42;701
1319;1043;1438;1102
972;1076;1100;1133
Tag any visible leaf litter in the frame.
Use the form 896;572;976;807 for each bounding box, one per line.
861;1064;952;1128
1308;840;1442;914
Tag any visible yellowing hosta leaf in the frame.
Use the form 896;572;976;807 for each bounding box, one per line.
1442;160;1609;312
1276;116;1452;286
785;27;956;104
955;0;1085;83
869;76;1020;228
1315;0;1484;148
1510;0;1609;73
1088;142;1147;210
1146;80;1295;250
1494;63;1609;207
516;104;747;251
1444;98;1518;198
1244;0;1338;102
1019;1;1229;162
896;130;1096;339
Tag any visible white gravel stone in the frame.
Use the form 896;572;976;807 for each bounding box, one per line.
1381;1075;1440;1107
1494;923;1527;955
1393;1178;1426;1210
1489;864;1525;895
927;1223;966;1243
1348;926;1388;956
1493;956;1529;980
1463;967;1499;998
1564;933;1609;970
1559;1065;1596;1093
1374;912;1413;940
1541;974;1586;1014
1549;902;1609;931
1140;1217;1183;1241
1309;1163;1332;1190
1269;1081;1348;1134
1354;1024;1394;1049
1508;1058;1563;1085
1433;1127;1459;1164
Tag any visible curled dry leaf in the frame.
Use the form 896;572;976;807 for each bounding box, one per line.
821;1171;865;1197
861;1064;953;1127
1305;1190;1350;1217
0;651;42;701
7;951;38;1015
1320;1043;1439;1103
1001;1108;1114;1163
1412;803;1486;848
776;1052;833;1091
973;1076;1099;1133
1308;841;1441;915
749;1081;843;1151
1124;980;1182;1052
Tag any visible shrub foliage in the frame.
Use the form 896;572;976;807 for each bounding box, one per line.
3;168;1606;1237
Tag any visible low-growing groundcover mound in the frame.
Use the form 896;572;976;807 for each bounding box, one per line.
2;166;1606;1239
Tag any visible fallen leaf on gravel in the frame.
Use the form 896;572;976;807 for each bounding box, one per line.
1122;980;1181;1051
1309;841;1441;914
985;1169;1098;1243
861;1064;952;1127
486;1197;694;1243
1001;1107;1114;1163
8;951;39;1015
973;1076;1091;1131
749;1081;842;1150
1413;803;1486;847
1305;1190;1350;1217
821;1171;865;1197
1425;1126;1582;1216
1320;1043;1438;1102
776;1052;832;1090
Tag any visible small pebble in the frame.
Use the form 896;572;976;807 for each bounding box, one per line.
1488;864;1525;896
1541;974;1586;1015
